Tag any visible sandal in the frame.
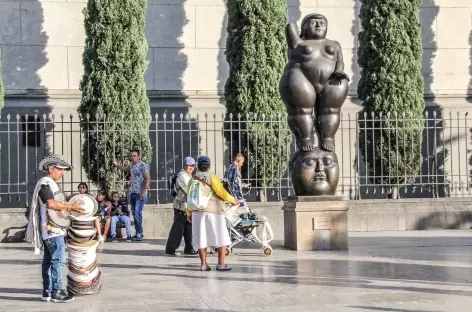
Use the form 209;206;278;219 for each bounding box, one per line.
201;265;211;271
216;264;232;271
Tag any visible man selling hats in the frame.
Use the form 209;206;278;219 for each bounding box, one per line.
25;154;85;303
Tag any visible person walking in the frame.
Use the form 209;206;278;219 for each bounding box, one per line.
112;149;150;241
187;156;239;271
26;154;85;303
165;157;198;256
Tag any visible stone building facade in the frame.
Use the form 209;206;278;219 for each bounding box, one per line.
0;0;471;205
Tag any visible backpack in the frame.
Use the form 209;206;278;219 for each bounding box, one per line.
167;173;178;197
187;176;213;212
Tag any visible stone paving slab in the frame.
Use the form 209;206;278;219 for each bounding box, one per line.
1;231;472;311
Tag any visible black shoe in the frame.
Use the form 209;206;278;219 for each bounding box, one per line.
165;251;179;256
51;289;74;303
131;236;143;241
184;249;198;255
41;291;51;302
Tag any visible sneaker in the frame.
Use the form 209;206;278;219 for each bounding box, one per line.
131;236;142;241
51;289;74;303
126;235;132;242
98;235;105;243
41;291;51;302
111;235;118;243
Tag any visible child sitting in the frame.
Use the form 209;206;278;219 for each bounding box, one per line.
95;190;111;243
109;191;132;242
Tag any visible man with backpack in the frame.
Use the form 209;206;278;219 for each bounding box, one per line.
165;157;198;256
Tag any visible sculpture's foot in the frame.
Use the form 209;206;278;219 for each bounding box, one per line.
298;137;316;152
320;138;335;152
300;144;316;152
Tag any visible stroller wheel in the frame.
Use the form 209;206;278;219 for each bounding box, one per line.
262;246;273;256
225;247;232;256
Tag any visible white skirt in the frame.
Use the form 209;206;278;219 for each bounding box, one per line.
192;212;231;249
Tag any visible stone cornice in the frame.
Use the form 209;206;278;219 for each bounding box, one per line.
4;89;472;100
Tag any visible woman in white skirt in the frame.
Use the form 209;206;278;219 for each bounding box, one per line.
186;156;239;271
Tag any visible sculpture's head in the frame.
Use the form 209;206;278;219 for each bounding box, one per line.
290;148;339;196
301;13;328;40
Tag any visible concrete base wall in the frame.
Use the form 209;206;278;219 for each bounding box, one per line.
3;198;472;243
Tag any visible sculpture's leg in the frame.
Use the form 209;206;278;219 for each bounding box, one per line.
317;79;349;152
317;108;340;152
280;68;317;151
287;110;315;151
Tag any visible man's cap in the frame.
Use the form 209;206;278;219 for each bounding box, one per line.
183;156;196;166
197;156;211;166
39;154;73;172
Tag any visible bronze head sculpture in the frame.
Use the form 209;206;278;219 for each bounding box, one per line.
290;149;339;196
279;13;349;196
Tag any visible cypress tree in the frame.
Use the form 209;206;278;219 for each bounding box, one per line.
78;0;152;191
224;0;291;200
0;50;4;110
357;0;425;197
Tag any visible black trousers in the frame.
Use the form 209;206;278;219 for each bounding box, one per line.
165;209;193;253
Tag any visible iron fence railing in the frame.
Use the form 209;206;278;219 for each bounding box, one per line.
0;110;468;207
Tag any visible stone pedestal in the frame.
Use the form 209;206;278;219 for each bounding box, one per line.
282;196;348;251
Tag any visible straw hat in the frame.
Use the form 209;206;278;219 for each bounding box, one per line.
38;154;72;172
69;227;97;238
68;268;100;283
68;259;98;275
69;194;99;219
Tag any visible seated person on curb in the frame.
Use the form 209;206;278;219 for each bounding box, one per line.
109;191;132;242
95;191;111;243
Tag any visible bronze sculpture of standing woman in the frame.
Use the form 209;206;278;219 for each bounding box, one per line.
279;13;349;152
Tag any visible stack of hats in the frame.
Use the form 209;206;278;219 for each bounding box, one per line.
66;194;101;296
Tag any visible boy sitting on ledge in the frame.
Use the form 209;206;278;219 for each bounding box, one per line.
109;191;132;242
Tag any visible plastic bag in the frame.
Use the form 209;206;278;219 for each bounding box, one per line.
187;178;213;212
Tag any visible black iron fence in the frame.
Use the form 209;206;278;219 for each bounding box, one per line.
0;110;468;207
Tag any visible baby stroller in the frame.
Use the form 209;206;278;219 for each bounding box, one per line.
223;204;275;256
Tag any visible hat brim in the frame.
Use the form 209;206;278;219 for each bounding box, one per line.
39;155;73;172
55;165;72;170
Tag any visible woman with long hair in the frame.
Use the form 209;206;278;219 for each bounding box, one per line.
94;190;111;243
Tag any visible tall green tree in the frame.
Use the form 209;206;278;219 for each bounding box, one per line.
78;0;152;191
357;0;425;197
224;0;292;200
0;50;4;110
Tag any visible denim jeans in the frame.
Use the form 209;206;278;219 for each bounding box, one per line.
111;215;132;236
42;236;66;294
130;192;147;237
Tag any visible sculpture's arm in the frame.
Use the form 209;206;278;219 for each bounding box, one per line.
330;41;350;82
285;23;301;49
334;41;345;73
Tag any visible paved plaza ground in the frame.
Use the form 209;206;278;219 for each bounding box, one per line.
1;231;472;312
